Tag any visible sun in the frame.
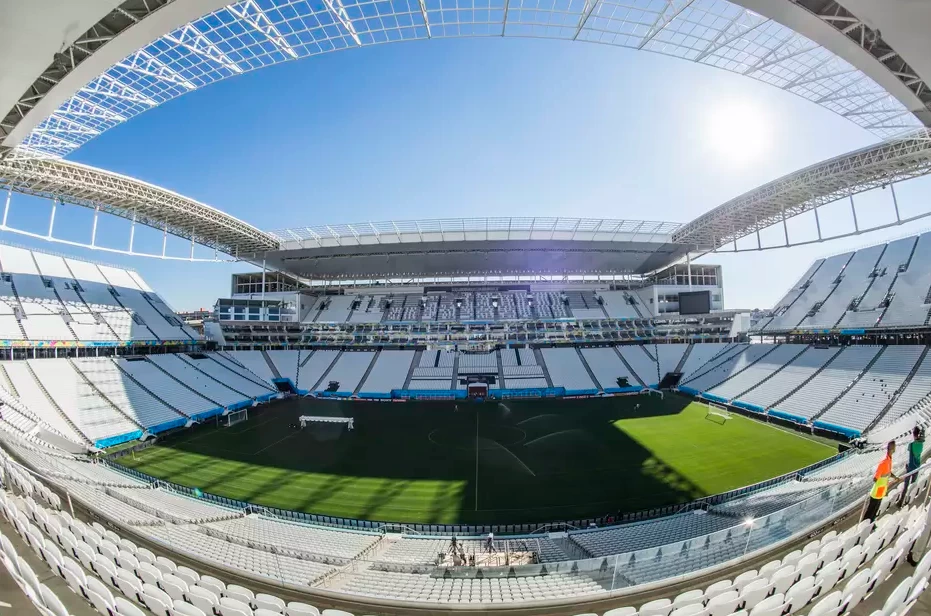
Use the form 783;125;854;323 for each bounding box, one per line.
705;101;773;166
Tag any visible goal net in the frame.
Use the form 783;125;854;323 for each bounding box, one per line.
704;401;732;423
224;409;248;427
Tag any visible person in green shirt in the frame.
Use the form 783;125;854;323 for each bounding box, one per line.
900;426;924;506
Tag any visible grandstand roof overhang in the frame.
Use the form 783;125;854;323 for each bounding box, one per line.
3;0;931;159
255;218;690;279
0;156;280;256
672;128;931;250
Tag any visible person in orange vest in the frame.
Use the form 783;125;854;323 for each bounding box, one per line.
863;440;899;523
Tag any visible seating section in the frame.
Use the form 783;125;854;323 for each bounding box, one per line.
798;244;884;329
116;358;220;418
147;355;243;407
598;290;641;318
1;362;87;444
1;416;928;613
0;245;198;343
880;231;931;327
322;351;376;394
540;348;596;392
296;350;339;391
817;345;925;432
655;343;688;377
679;343;732;380
838;236;917;328
736;347;841;411
179;355;272;398
265;350;299;384
874;350;931;431
207;352;276;392
222;351;276;385
764;253;852;332
456;352;497;374
27;358;139;445
313;295;355;323
580;347;637;390
71;358;186;431
758;232;931;331
705;344;806;401
681;344;777;393
773;346;882;422
616;346;659;387
359;350;415;394
202;515;380;560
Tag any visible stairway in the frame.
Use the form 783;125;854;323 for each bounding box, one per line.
139;292;196;341
877;237;921;327
310;350;342;391
766;346;844;411
865;345;931;434
793;252;855;328
144;356;223;408
354;350;381;394
575;347;602;390
810;347;887;423
613;346;646;387
674;344;693;374
680;344;749;387
402;350;421;390
833;244;888;328
206;354;272;391
732;345;811;401
110;358;191;420
0;363;18;396
68;358;146;432
215;351;274;389
449;353;460;390
261;350;282;379
24;361;93;447
177;354;252;399
496;349;506;389
534;348;554;388
626;292;645;318
701;344;783;393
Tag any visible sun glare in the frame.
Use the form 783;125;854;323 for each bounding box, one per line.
706;101;772;166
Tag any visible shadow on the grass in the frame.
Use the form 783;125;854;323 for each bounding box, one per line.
125;394;704;524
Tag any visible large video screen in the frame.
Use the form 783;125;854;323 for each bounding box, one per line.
678;290;711;315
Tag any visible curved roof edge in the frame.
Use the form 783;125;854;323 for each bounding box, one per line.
3;0;929;158
0;155;279;256
673;128;931;249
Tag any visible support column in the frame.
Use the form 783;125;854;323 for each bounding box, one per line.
261;255;267;306
47;199;58;238
2;189;11;228
890;184;901;223
850;196;859;232
686;254;692;290
814;205;822;240
129;211;137;253
91;206;100;246
781;205;789;246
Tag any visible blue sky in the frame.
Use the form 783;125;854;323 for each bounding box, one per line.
6;37;931;311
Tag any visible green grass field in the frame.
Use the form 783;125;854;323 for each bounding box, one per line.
114;394;836;525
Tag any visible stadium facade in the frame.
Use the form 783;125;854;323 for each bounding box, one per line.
2;1;931;615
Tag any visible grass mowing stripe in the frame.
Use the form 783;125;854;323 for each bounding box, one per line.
116;395;835;524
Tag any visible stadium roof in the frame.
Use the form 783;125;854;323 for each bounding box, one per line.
3;0;931;158
0;155;279;256
255;217;691;278
673;127;931;250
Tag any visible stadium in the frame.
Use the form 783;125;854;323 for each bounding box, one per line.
2;1;931;616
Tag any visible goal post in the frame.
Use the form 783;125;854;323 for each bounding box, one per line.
704;400;732;422
224;408;249;427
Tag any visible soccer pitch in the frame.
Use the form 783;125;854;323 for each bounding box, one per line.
115;395;836;525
